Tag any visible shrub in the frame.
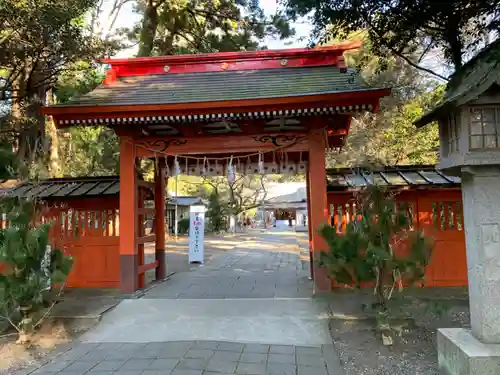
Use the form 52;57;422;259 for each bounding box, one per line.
0;198;73;343
178;218;190;235
206;192;226;233
318;185;433;344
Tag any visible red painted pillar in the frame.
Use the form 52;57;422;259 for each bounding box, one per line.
155;158;166;280
306;166;314;280
137;183;145;289
308;128;331;293
119;137;138;293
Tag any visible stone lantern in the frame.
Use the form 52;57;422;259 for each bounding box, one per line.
416;41;500;375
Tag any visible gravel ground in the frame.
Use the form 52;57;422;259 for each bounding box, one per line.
326;294;470;375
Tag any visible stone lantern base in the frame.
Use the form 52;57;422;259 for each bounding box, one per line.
438;328;500;375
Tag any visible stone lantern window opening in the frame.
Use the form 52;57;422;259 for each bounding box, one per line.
468;106;500;150
446;111;460;155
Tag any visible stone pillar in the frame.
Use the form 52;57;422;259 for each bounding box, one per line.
119;138;138;293
438;166;500;374
462;166;500;342
307;128;331;293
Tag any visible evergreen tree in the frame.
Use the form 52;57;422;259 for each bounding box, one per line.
0;198;73;343
130;0;294;57
282;0;498;78
318;184;433;343
206;191;226;233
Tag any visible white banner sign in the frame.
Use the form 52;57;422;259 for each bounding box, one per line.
188;205;205;264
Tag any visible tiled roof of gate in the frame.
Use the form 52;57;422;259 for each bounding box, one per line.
53;66;374;107
326;165;460;190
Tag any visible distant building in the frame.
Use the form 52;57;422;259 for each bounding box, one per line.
166;196;204;234
257;183;307;227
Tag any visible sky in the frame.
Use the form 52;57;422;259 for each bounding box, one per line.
99;0;313;57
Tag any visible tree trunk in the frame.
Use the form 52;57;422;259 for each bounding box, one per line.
46;89;61;177
445;18;463;71
137;0;158;57
10;72;27;155
14;63;47;166
21;83;47;164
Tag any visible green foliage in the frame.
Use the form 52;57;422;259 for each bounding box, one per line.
178;218;190;235
0;142;18;180
206;192;226;233
0;198;73;342
54;64;104;104
51;64;119;177
0;0;118;164
327;33;442;167
52;126;119;177
281;0;499;74
130;0;294;57
318;184;433;310
0;0;115;98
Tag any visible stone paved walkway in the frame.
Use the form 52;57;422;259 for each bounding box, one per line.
145;230;312;299
32;341;341;375
19;228;343;375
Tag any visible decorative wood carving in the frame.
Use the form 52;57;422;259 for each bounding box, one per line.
136;139;187;152
252;135;304;147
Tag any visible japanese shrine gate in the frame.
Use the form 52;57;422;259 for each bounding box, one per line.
42;43;389;293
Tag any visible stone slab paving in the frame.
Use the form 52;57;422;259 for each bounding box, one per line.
79;298;331;345
28;341;343;375
16;229;344;375
145;231;312;299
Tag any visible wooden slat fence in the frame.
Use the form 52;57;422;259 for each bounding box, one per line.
327;189;467;287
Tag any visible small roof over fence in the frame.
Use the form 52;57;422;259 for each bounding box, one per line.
2;176;121;199
326;165;461;191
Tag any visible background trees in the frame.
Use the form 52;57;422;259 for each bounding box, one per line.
129;0;294;57
0;0;117;164
1;0;494;178
281;0;499;79
0;0;296;178
324;32;440;167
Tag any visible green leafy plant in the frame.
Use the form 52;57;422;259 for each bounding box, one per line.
318;184;433;344
0;198;73;344
206;192;227;233
178;218;190;235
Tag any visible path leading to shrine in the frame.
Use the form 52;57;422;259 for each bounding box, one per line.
24;229;344;375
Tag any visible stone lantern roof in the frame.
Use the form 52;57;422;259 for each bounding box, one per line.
415;39;500;127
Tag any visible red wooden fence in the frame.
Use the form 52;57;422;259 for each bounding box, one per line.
49;207;120;288
327;189;467;287
1;198;121;288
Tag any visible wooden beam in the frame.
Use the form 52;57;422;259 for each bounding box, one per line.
138;260;159;275
155;160;166;280
306;165;314;281
138;208;156;216
137;234;156;244
134;132;309;157
138;180;155;191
